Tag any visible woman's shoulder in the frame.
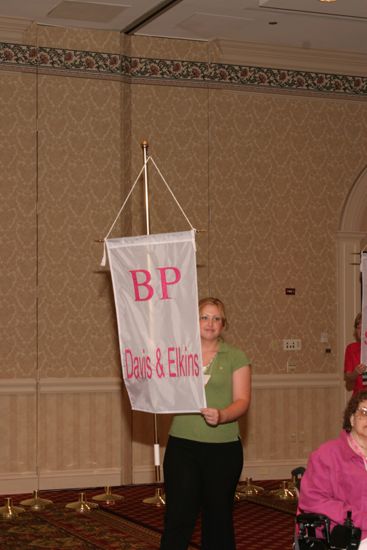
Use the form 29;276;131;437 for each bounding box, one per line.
346;341;361;353
309;432;349;462
219;341;250;365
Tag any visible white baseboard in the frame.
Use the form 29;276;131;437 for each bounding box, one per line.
132;466;163;485
131;459;307;486
0;472;38;495
0;468;123;495
241;459;307;481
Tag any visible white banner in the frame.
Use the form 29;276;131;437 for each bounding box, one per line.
106;230;206;413
361;253;367;365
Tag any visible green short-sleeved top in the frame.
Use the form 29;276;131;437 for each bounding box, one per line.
169;341;250;443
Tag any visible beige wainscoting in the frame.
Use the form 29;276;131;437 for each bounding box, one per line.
0;377;127;494
0;374;341;494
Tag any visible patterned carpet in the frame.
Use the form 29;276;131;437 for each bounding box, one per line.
0;481;296;550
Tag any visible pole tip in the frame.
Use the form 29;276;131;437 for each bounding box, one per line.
141;140;149;148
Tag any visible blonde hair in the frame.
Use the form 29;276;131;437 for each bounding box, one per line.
199;297;227;329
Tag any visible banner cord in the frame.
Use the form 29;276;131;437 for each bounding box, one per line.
100;156;196;266
149;157;195;232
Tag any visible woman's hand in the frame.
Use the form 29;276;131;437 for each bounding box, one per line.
200;407;221;426
355;363;367;375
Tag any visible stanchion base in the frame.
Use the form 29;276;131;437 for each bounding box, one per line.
0;498;25;520
143;487;165;507
20;490;53;511
92;487;124;504
65;492;98;513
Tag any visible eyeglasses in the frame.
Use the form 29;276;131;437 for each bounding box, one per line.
199;315;222;323
356;407;367;417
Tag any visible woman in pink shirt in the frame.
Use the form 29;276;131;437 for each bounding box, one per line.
344;313;366;394
299;390;367;549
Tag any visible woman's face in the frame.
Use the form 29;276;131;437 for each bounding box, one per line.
356;321;362;342
199;303;223;342
350;399;367;441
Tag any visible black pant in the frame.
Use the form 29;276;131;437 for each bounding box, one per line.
160;435;243;550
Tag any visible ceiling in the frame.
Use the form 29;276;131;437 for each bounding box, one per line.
1;0;367;55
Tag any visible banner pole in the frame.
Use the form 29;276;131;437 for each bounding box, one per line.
141;140;165;507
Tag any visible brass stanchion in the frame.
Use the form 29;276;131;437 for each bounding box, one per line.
143;415;165;507
269;480;297;500
92;486;124;504
0;498;25;520
236;477;265;499
20;489;53;511
65;492;99;513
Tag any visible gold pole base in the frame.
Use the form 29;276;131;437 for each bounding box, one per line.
236;477;265;497
92;486;124;504
269;480;297;500
143;487;165;507
0;498;25;520
65;492;99;513
20;490;53;511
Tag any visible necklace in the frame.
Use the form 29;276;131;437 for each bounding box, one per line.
203;352;217;374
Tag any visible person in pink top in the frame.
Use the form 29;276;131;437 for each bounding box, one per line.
344;312;366;394
298;390;367;549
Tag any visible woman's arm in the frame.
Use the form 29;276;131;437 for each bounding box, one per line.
344;345;365;390
201;365;251;426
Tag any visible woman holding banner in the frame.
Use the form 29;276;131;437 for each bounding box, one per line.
344;313;367;394
160;297;251;550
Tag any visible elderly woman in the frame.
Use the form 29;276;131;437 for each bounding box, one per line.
160;297;251;550
298;390;367;548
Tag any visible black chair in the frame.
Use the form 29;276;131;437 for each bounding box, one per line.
291;466;306;492
295;511;361;550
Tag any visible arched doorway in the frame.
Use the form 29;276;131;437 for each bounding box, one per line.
338;165;367;403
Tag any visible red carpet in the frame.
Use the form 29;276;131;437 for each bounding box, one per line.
1;482;296;549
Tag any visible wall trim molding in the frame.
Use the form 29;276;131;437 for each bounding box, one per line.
0;374;340;395
242;458;307;481
0;378;37;394
214;39;367;77
39;377;123;393
132;460;307;484
253;373;340;389
0;17;33;44
339;166;367;233
0;468;123;495
1;39;367;98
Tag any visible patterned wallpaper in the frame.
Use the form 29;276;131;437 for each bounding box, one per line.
207;91;367;372
1;26;367;380
0;71;37;378
37;74;122;378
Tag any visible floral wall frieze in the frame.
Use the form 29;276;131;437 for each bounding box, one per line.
1;41;367;97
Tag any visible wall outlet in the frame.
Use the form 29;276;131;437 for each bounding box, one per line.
287;360;296;373
283;338;302;351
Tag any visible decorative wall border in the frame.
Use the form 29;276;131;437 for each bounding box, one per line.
1;41;367;97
